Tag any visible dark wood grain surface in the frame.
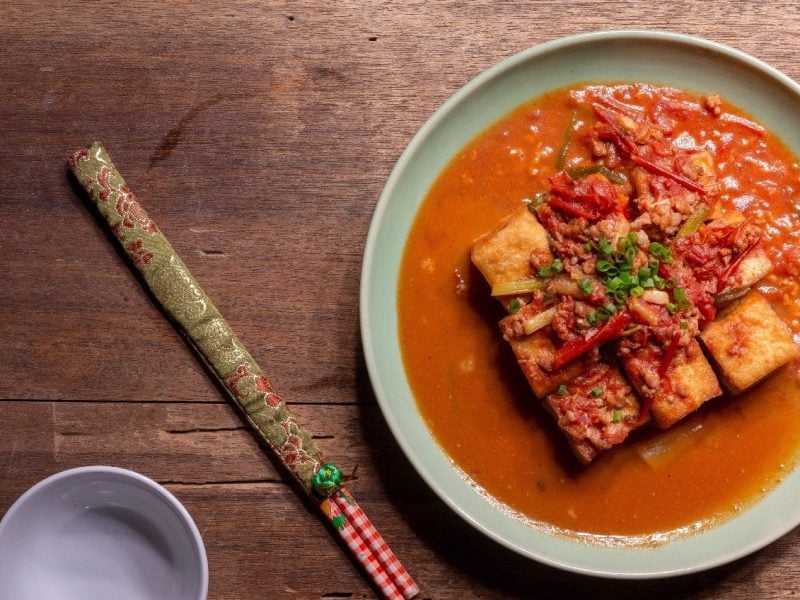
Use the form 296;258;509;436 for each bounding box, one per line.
3;1;800;598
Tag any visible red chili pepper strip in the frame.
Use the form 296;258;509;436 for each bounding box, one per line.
548;171;620;221
635;335;680;425
547;196;595;220
636;395;654;426
591;102;618;124
592;95;642;119
717;217;751;245
551;310;631;371
718;236;763;291
657;332;681;379
591;104;637;155
630;154;706;195
636;377;674;425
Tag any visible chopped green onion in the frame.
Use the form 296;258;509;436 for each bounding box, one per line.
556;110;577;170
588;233;679;306
666;303;677;314
579;278;593;295
600;165;628;186
591;387;604;398
596;259;616;273
588;308;611;323
622;324;643;336
674;202;708;241
714;286;749;307
673;286;690;309
604;302;617;314
649;242;674;264
679;320;688;330
508;299;522;314
491;278;548;296
613;409;622;423
566;164;601;179
521;307;557;335
583;242;594;252
557;384;567;395
527;192;549;213
566;163;627;185
538;258;563;278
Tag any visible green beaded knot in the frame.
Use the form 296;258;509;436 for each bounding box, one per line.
311;462;343;498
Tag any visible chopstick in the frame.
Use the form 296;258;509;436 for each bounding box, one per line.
68;142;419;600
321;488;417;600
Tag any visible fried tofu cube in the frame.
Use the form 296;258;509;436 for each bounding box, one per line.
543;362;645;464
657;340;722;427
505;327;594;398
499;302;595;398
733;246;772;288
701;291;798;394
621;339;721;429
470;207;551;290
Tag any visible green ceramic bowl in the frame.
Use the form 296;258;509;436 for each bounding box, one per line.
360;30;800;577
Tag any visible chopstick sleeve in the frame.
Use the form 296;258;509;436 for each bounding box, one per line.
68;142;419;599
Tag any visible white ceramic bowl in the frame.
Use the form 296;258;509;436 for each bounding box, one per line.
361;30;800;577
0;466;208;600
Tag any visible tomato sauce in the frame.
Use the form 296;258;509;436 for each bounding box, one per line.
398;83;800;542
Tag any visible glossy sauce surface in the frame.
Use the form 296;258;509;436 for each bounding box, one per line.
398;84;800;540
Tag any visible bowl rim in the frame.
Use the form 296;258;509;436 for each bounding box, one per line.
360;29;800;578
0;465;209;598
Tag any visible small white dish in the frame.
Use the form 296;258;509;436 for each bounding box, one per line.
0;466;208;600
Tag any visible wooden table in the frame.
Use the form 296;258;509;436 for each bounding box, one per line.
3;2;800;598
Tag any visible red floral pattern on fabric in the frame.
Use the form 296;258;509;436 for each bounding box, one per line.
96;166;115;203
280;419;317;470
115;187;158;234
125;239;155;266
226;363;282;408
75;160;158;236
256;375;281;407
70;143;334;505
67;148;89;170
226;363;253;400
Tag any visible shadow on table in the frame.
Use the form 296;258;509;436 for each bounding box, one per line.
352;346;777;600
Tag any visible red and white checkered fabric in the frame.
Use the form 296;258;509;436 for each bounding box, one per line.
333;490;419;600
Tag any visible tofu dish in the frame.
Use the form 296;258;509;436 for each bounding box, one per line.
399;83;800;538
472;87;798;464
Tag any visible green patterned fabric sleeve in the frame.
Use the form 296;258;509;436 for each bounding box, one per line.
68;142;323;494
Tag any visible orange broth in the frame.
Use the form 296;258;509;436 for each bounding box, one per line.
398;83;800;541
